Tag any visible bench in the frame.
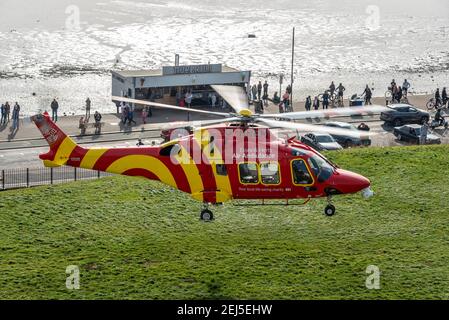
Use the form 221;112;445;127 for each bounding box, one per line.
79;121;105;135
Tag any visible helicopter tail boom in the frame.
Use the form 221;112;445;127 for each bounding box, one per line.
31;112;85;168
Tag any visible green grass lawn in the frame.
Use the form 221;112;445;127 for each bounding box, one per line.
1;145;449;300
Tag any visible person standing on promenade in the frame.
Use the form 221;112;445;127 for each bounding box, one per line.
362;85;372;105
141;107;148;124
336;83;345;107
282;90;290;112
51;98;59;122
329;81;336;97
435;88;441;107
420;121;429;145
85;97;91;121
251;84;257;101
12;102;20;130
122;103;129;124
94;111;102;134
305;96;312;111
263;81;269;97
185;91;193;108
442;87;448;106
402;79;411;97
313;96;320;110
0;103;4;124
257;81;262;100
211;93;217;108
322;91;330;109
4;102;11;123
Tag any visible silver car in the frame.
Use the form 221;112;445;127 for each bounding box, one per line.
302;132;343;151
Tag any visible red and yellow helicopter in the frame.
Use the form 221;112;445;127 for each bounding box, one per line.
32;85;381;221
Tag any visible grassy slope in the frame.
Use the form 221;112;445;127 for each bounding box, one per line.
1;145;449;300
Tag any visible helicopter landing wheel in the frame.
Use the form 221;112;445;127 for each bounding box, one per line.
200;209;214;222
324;204;336;217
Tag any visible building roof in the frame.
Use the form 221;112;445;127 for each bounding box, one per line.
113;65;243;78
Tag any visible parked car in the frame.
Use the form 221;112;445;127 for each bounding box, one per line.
393;124;441;145
301;133;343;151
380;104;430;126
323;121;371;148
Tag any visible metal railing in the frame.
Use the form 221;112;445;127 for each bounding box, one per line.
0;167;114;191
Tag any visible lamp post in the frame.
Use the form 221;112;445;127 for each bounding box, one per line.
290;27;295;110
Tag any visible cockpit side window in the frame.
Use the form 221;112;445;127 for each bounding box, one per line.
307;154;334;183
291;159;314;186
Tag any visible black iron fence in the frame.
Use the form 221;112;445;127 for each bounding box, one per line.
0;167;114;191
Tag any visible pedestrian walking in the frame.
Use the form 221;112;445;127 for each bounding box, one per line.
51;98;59;122
127;108;136;125
85;97;91;121
12;102;20;130
122;103;129;124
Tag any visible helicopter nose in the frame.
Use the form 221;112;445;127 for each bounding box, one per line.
330;169;371;194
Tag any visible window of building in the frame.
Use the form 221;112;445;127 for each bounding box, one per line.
260;162;280;185
238;163;259;184
291;159;314;186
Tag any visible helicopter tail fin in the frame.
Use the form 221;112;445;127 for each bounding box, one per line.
31;112;84;167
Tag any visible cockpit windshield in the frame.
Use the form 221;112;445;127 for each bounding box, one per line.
307;153;334;182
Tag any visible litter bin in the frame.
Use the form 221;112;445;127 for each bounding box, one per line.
349;94;364;107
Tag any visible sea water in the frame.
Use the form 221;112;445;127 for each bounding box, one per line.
0;0;448;115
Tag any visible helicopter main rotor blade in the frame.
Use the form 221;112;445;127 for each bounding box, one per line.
210;85;251;116
258;105;390;121
157;117;242;130
112;96;231;118
256;118;377;139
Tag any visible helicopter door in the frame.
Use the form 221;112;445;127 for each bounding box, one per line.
291;159;315;186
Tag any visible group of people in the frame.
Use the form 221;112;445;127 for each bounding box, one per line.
1;101;21;130
388;79;410;103
434;87;448;107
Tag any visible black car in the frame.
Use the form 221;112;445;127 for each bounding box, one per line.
393;124;441;145
380;104;429;127
323;122;371;148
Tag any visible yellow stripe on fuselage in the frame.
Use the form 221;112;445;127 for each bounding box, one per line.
174;146;204;201
196;129;233;203
80;148;109;169
106;155;177;188
52;137;77;165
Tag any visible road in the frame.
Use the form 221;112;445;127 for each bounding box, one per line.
1;117;449;171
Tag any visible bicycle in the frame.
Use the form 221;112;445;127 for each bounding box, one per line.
426;98;448;111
